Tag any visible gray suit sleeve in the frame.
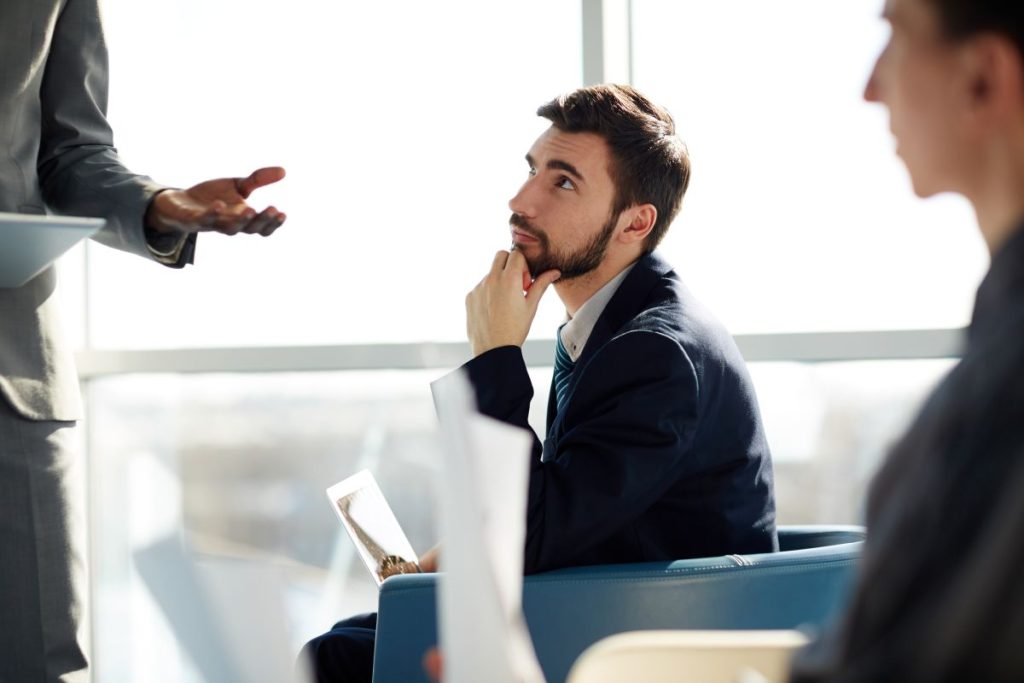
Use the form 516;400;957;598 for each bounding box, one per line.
36;0;195;266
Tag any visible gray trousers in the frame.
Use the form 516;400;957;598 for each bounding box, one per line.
0;398;88;682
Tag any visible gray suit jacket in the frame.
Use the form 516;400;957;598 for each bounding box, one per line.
1;0;195;421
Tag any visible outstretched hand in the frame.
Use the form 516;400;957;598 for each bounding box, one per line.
146;166;287;237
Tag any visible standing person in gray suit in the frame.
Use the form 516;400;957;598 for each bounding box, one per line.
2;1;288;680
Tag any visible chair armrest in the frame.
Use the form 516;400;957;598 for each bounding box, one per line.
777;525;866;551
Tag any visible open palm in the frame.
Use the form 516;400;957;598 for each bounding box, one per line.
148;166;287;236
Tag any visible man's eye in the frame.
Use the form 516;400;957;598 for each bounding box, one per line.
528;167;537;177
558;176;576;190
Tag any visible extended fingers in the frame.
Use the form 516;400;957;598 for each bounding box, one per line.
208;205;286;236
239;206;286;236
209;204;255;234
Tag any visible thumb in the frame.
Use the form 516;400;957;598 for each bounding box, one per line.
236;166;286;198
525;269;560;306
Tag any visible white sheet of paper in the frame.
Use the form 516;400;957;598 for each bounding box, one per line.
431;370;546;683
134;535;311;683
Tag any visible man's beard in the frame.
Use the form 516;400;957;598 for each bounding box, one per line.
509;211;620;281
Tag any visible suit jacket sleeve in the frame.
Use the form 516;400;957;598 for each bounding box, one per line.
462;332;700;574
36;0;195;266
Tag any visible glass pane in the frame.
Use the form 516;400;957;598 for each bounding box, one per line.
752;358;954;524
85;359;953;678
86;368;553;680
89;0;582;349
631;0;988;333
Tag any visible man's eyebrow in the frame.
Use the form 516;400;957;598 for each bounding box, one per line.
524;153;585;182
548;159;585;182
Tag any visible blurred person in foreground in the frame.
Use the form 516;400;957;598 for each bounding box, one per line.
1;1;287;680
790;0;1024;680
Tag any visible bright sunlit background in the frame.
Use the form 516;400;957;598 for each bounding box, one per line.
50;1;988;680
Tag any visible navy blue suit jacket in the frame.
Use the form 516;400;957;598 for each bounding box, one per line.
461;252;777;574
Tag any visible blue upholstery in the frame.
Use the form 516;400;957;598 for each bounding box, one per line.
372;525;865;683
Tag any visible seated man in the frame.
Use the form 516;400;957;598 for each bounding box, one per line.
303;84;777;682
790;0;1024;680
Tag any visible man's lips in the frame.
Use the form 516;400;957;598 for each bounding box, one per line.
511;228;540;244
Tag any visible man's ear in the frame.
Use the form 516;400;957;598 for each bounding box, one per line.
965;34;1024;123
619;204;658;244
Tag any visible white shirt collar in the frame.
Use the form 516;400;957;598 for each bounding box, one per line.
559;264;635;362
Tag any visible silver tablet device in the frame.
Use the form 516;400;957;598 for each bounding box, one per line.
326;469;421;587
0;211;104;288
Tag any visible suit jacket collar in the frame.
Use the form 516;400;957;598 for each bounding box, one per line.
575;251;673;369
970;219;1024;345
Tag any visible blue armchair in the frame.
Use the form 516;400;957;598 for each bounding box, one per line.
372;525;864;682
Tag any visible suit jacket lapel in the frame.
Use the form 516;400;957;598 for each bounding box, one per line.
544;251;674;432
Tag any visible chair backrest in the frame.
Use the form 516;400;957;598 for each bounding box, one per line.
521;526;863;681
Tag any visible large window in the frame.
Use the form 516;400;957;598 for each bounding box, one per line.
632;0;987;333
85;0;989;345
51;2;981;680
90;0;582;349
87;370;535;679
84;357;951;679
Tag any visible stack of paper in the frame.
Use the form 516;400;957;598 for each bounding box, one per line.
431;370;546;683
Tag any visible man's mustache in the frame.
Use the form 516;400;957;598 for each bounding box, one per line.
509;214;546;243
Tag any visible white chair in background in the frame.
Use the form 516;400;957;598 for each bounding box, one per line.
567;630;809;683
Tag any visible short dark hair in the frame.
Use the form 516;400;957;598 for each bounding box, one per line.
929;0;1024;56
536;84;690;252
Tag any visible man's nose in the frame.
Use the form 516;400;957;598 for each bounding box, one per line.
864;55;883;102
508;179;539;218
